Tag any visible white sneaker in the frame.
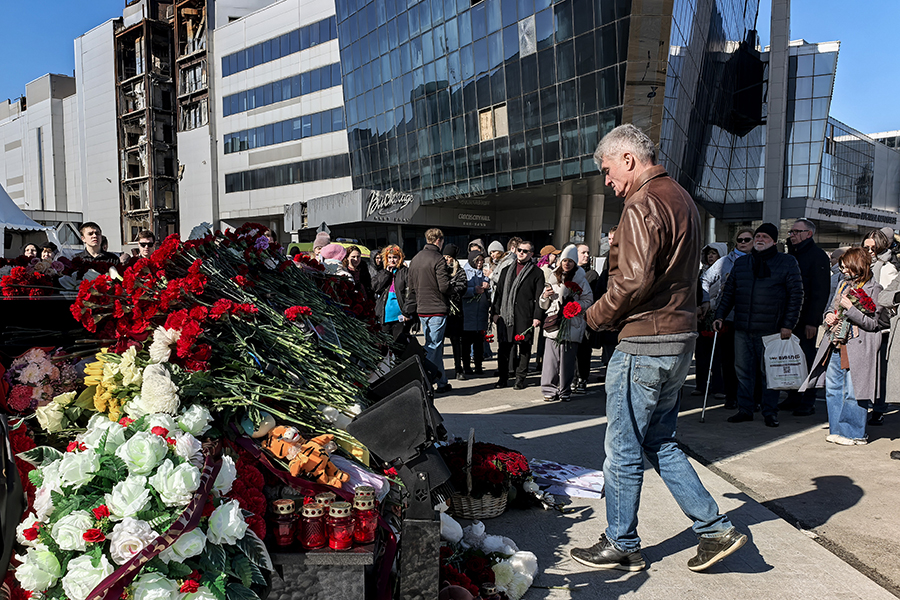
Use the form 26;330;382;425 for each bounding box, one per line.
826;434;843;443
833;436;867;446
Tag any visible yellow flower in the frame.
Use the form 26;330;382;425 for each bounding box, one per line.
84;361;105;387
108;396;123;422
94;384;112;413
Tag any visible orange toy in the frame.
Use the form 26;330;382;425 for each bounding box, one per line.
262;425;349;489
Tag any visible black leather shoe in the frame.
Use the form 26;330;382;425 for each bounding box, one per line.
792;407;815;417
456;373;468;381
514;381;527;390
473;367;484;375
764;415;779;427
869;412;885;426
494;380;508;389
687;528;747;572
723;399;738;410
435;383;453;393
727;412;753;423
570;534;646;571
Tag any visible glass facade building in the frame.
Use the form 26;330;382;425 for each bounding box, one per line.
334;0;631;204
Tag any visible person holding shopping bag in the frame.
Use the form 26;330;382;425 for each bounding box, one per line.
539;245;594;402
800;247;884;445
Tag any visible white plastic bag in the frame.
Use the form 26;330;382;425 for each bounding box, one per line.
761;333;808;390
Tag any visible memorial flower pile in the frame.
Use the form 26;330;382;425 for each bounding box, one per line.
0;255;118;298
14;413;273;600
1;348;80;414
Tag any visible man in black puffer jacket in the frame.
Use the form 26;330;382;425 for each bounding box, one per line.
714;223;803;427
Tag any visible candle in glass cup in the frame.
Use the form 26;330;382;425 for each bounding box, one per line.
271;499;296;548
299;503;327;549
352;497;377;544
326;502;354;550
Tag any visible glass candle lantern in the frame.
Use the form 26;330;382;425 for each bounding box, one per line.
299;503;327;550
352;497;377;544
326;501;354;551
271;499;296;548
353;485;375;501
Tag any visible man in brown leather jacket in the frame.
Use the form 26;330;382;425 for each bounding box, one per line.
570;124;747;573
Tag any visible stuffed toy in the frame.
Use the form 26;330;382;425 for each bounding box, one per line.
262;425;349;488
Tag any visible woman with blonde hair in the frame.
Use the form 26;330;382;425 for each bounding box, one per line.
801;247;884;445
372;245;411;340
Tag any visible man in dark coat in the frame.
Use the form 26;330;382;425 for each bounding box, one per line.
405;228;453;393
714;223;804;427
781;219;831;416
491;240;545;389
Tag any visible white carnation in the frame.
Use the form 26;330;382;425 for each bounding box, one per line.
505;571;534;600
132;363;180;416
62;554;114;600
148;327;181;364
119;346;143;386
107;518;159;565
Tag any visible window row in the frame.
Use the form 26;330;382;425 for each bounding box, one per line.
221;17;337;77
223;107;345;154
224;154;351;193
222;63;342;117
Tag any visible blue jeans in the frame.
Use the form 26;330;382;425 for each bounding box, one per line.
825;352;867;440
604;349;732;552
733;330;781;417
421;315;448;386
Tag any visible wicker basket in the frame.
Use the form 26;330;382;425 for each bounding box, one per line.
447;429;509;520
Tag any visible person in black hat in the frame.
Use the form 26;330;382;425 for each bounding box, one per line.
714;223;804;427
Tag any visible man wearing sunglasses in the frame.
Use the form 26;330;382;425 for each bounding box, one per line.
136;230;157;259
699;228;754;409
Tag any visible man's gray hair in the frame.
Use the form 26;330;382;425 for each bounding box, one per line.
793;218;816;234
593;124;657;167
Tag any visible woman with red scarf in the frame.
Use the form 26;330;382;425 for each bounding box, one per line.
800;247;884;445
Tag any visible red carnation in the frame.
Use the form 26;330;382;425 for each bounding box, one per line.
92;505;110;520
285;306;312;321
66;441;79;452
151;426;169;437
179;580;200;594
514;334;524;342
83;529;106;543
166;437;177;445
119;417;135;427
564;281;583;295
562;302;582;319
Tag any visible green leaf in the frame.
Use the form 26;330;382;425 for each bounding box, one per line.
75;386;97;409
28;469;43;487
124;415;148;440
166;560;193;579
233;553;252;588
248;560;267;586
16;446;63;467
200;572;227;600
225;584;262;600
145;556;169;575
204;542;226;571
236;530;273;572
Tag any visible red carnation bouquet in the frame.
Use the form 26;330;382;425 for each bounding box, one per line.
830;285;878;344
555;281;584;344
439;441;530;499
513;324;535;342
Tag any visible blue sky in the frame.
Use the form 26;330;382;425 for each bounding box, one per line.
1;0;897;134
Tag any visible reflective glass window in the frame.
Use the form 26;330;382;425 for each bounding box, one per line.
556;39;575;81
554;0;573;42
487;0;502;34
472;3;487;39
538;48;555;88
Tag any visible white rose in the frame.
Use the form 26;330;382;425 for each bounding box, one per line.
16;513;40;547
105;475;152;520
148;327;181;364
62;554;115;600
115;431;168;475
133;363;180;415
107;517;159;565
207;499;248;546
178;404;212;436
53;390;78;407
181;584;218;600
50;510;93;551
144;413;178;434
158;528;206;563
212;455;236;496
39;459;62;493
148;459;201;507
33;486;54;522
35;401;66;433
132;572;181;600
78;413;127;453
174;432;204;468
15;544;63;592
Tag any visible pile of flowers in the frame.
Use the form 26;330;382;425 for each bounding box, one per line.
14;411;272;600
439;441;530;499
440;518;539;600
0;255;112;298
1;348;80;414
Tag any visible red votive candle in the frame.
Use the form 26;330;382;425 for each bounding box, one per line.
326;502;354;551
271;499;296;548
352;497;377;544
299;503;327;550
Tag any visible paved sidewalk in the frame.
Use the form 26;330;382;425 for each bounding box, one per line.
438;410;894;600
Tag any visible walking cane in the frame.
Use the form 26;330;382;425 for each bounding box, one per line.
699;330;718;423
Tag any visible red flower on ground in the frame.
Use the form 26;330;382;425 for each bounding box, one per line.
284;306;312;321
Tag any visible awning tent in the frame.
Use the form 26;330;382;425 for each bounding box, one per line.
0;183;51;258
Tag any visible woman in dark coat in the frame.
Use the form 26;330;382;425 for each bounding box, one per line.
800;247;884;446
343;245;373;299
372;245;411;341
442;244;470;380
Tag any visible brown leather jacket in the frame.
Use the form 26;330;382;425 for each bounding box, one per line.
586;165;700;340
